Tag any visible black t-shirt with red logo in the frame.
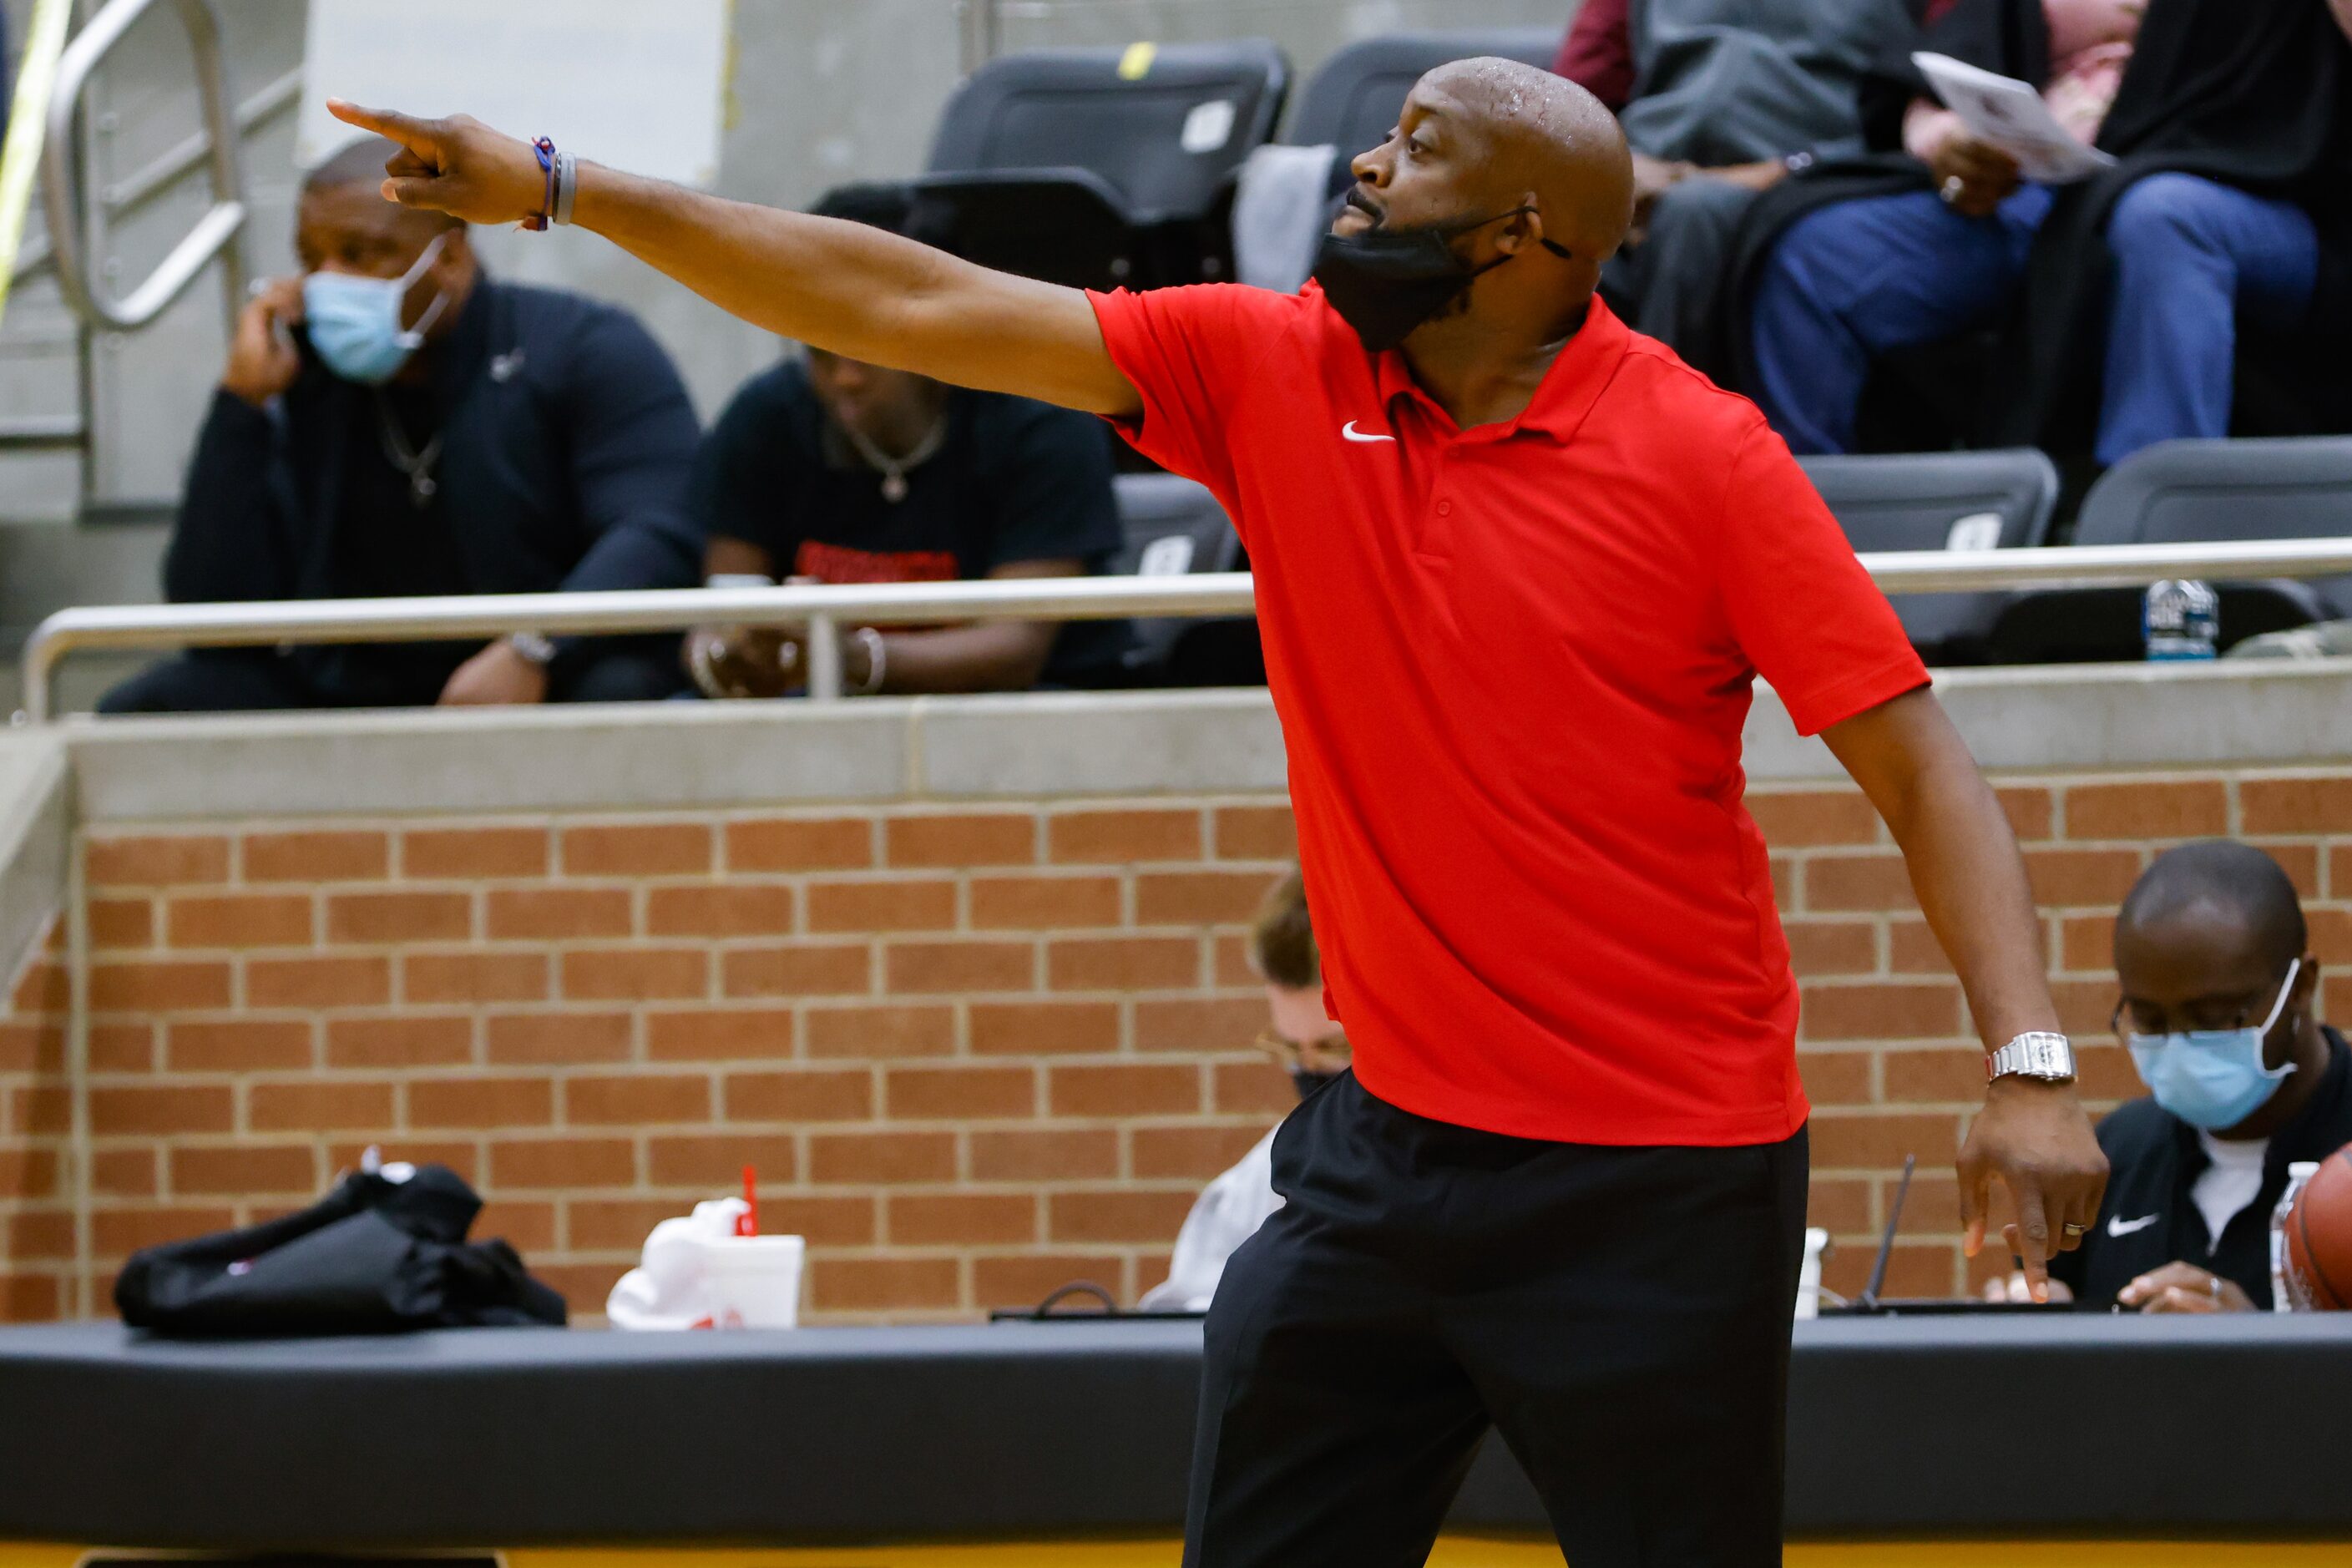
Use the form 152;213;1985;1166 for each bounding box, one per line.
691;357;1130;684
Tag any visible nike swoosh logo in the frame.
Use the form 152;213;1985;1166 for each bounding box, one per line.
1340;421;1395;443
2107;1212;2159;1237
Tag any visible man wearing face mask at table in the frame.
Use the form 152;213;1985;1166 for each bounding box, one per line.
1985;841;2352;1312
99;135;701;715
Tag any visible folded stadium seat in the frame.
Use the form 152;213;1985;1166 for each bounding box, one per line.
1798;449;2059;665
1986;436;2352;665
1110;473;1262;687
914;40;1290;293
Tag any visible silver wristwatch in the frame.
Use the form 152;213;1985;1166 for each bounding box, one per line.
507;631;558;666
1987;1030;2076;1083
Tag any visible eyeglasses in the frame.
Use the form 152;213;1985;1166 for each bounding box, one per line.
1254;1027;1351;1070
2112;965;2298;1039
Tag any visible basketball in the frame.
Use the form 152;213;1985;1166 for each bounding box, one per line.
2284;1147;2352;1311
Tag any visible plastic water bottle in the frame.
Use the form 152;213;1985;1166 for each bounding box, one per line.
2144;579;2219;660
2270;1160;2322;1312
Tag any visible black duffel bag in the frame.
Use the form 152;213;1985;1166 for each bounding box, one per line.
115;1163;566;1335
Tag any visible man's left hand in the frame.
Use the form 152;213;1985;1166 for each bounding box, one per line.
1957;1075;2108;1302
438;640;550;706
2118;1262;2254;1314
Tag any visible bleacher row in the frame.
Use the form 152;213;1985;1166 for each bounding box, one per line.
923;30;2352;678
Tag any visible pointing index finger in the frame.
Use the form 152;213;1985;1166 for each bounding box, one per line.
326;99;438;155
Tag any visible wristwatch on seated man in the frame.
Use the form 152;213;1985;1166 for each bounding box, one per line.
1988;1030;2076;1083
507;631;558;667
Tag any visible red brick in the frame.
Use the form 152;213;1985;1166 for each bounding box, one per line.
326;1139;478;1182
410;1075;555;1129
720;944;870;999
1798;1050;1874;1105
974;1252;1131;1310
807;878;955;933
645;1008;796;1061
485;888;632;941
93;1206;236;1259
90;1085;234;1136
885;941;1034;994
1996;787;2056;843
1048;935;1197;991
808;1130;957;1185
2045;977;2117;1038
1214;1060;1298;1115
805;1004;954;1059
969;1001;1121;1055
2310;908;2352;967
487;1137;637;1189
560;947;707;1002
242;831;389;883
0;1274;63;1322
1805;1177;1875;1234
1050;1062;1201;1117
561;822;712;877
889;1192;1036;1247
1808;1111;1965;1169
169;1145;318;1195
93;1148;158;1196
1823;1242;1960;1301
1131;1122;1274;1180
90;959;232;1013
1136;870;1280;926
531;1262;630;1314
886;1065;1037;1120
1801;982;1960;1042
2241;777;2352;836
969;1128;1120;1181
1744;791;1881;847
726;1069;873;1122
7;1083;68;1136
645;1133;801;1188
885;813;1035;867
566;1196;715;1252
2076;1042;2142;1102
645;884;796;938
475;1199;557;1252
246;1079;394;1131
2063;781;2229;841
2248;841;2320;898
1881;1048;2000;1104
1784;920;1878;977
403;950;550;1004
5;1210;72;1259
485;1010;635;1065
89;898;154;951
88;1022;154;1073
0;1147;60;1201
0;1022;60;1074
969;874;1123;930
1049;1188;1198;1243
10;957;64;1014
740;1194;876;1247
86;834;230;887
326;1015;473;1069
164;894;313;950
726;817;873;872
327;891;473;944
1135;998;1265;1052
1212;806;1295;862
247;955;391;1009
566;1074;711;1125
2023;848;2146;908
1048;810;1201;865
809;1257;960;1313
1804;856;1916;913
2060;914;2118;974
401;827;549;879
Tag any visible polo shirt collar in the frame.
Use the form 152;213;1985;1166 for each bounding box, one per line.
1372;293;1631;446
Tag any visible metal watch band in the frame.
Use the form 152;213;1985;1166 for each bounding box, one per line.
1987;1030;2076;1082
507;631;558;666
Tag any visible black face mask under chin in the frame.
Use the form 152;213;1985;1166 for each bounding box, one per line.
1311;205;1574;353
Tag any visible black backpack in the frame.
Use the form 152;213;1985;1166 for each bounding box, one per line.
114;1164;565;1335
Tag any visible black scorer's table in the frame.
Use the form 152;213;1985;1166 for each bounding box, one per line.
0;1314;2347;1565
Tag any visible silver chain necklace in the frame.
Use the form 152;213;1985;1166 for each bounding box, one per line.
374;388;444;508
837;410;947;503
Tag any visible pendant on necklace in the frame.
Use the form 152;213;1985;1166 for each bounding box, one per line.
881;473;908;503
411;473;438;508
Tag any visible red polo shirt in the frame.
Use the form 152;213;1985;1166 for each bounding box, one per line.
1089;286;1928;1145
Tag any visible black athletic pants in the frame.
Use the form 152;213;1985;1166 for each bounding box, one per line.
1186;1071;1809;1568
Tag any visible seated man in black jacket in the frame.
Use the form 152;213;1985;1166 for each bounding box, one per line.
1985;841;2352;1310
101;135;702;713
683;185;1126;699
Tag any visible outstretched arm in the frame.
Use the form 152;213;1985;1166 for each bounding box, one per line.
326;101;1142;419
1822;688;2107;1302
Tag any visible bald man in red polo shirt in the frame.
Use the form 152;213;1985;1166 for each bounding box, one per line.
336;63;2105;1565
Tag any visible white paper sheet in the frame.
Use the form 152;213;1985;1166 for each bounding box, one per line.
1912;52;2117;185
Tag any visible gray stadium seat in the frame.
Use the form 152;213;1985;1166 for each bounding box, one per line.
917;41;1291;291
1797;449;2059;663
1284;29;1561;159
1110;473;1261;686
1989;437;2352;663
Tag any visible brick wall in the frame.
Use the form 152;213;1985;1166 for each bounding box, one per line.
3;774;2349;1323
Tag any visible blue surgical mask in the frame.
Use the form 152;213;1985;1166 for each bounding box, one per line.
2126;959;2300;1130
302;231;452;385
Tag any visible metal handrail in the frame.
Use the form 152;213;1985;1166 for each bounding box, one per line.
40;0;247;333
19;537;2352;724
